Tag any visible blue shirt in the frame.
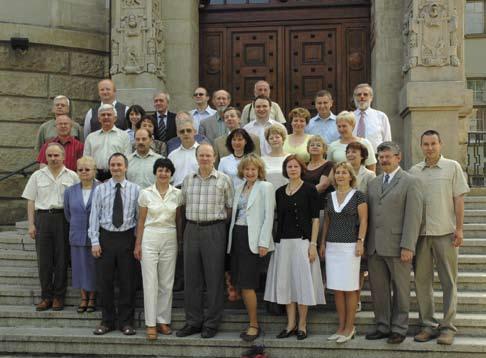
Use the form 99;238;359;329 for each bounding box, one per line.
305;113;340;144
88;178;140;245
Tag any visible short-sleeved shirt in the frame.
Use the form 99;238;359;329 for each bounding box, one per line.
138;184;182;231
36;136;84;171
302;161;335;209
22;166;79;209
325;189;366;243
283;134;311;163
127;150;162;189
168;143;199;187
83;127;131;170
327;138;377;166
409;156;470;236
182;168;233;222
275;182;320;242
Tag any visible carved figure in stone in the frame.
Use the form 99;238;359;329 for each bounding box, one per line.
124;0;142;7
123;47;143;74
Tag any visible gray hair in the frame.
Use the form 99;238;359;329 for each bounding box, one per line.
353;83;374;97
46;142;65;155
154;91;170;103
98;103;117;117
176;112;195;131
377;141;401;155
53;95;70;107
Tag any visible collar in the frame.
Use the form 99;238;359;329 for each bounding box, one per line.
178;142;199;151
109;178;127;188
157;111;168;118
193;106;212;114
41;165;68;179
101;100;117;107
99;126;118;134
147;183;175;195
194;168;218;179
316;113;336;121
383;166;401;182
52;136;73;144
418;155;444;170
133;149;157;159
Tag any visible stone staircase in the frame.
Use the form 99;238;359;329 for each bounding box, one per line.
1;194;486;357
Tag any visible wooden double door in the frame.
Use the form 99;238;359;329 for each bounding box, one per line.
199;1;371;116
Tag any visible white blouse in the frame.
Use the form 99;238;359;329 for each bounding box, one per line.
138;184;183;232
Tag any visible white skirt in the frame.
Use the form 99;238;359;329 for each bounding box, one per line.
264;239;326;306
325;242;361;291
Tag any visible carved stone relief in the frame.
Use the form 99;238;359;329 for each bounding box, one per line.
111;0;166;81
402;0;460;73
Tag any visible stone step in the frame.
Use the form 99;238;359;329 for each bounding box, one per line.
464;223;486;238
461;238;486;254
1;326;486;358
1;305;486;337
464;196;486;210
464;210;486;223
1;284;485;314
0;231;34;251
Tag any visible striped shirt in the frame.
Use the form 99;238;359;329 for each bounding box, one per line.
182;168;233;222
88;178;140;245
36;136;84;171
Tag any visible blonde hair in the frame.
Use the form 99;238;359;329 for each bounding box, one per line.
332;161;357;188
76;156;97;171
264;124;287;142
288;107;311;124
237;153;266;180
336;110;356;128
306;135;327;157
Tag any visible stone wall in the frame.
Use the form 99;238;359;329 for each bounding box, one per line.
0;0;109;224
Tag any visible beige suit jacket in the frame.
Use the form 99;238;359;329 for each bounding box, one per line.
367;168;423;257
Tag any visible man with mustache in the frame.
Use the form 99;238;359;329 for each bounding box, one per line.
127;128;162;189
352;83;392;152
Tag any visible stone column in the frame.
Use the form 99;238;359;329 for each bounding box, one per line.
399;0;473;168
111;0;199;111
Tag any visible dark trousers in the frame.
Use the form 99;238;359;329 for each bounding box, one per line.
97;228;136;328
35;211;69;300
183;221;226;329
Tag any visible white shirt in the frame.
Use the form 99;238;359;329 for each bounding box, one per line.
383;166;400;183
138;184;183;232
168;142;200;187
190;106;217;133
83;126;132;170
22;166;79;209
327;138;377;167
241;102;286;125
262;155;289;191
353;107;392;151
218;154;244;189
243;119;287;156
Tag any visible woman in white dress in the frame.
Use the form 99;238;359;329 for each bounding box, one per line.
134;158;183;340
327;111;376;172
264;155;325;341
320;161;368;343
218;128;255;188
261;124;289;191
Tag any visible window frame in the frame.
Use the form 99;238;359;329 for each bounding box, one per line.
465;0;486;37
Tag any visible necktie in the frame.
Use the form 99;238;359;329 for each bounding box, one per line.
384;174;390;184
356;111;366;137
157;114;167;142
382;174;390;192
113;183;124;228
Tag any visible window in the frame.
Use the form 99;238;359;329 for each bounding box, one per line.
466;0;486;35
467;78;486;131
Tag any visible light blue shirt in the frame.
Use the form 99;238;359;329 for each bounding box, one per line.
305;113;339;145
88;178;140;245
190;106;217;132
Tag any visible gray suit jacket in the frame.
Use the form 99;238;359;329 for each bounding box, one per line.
213;133;261;167
367;168;423;257
199;113;227;143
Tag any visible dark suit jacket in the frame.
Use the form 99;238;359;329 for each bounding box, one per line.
64;182;98;246
153;111;177;142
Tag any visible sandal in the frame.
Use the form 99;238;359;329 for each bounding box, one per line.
121;325;136;336
77;299;88;313
241;326;261;342
86;298;96;313
93;324;114;335
146;326;157;340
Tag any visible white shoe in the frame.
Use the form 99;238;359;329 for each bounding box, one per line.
336;327;356;344
356;301;362;312
327;333;342;341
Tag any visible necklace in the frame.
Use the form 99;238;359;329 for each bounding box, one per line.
234;153;244;159
286;180;303;195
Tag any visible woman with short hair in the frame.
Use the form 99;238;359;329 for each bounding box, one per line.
134;158;183;340
261;124;289;191
283;107;312;162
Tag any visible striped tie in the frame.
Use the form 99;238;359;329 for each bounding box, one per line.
356;111;366;138
157;114;167;142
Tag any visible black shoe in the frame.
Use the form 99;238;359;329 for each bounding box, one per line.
241;326;261;342
176;324;201;337
201;326;217;338
387;332;406;344
276;326;297;339
296;330;308;340
365;330;390;340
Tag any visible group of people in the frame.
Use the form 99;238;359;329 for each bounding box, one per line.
22;79;468;346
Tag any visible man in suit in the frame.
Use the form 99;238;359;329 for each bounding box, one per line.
213;107;260;167
365;141;423;344
153;91;177;142
83;79;128;138
199;89;231;143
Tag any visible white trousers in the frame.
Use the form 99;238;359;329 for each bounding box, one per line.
141;228;177;326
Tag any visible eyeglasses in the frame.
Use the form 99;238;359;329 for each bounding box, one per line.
178;128;193;134
77;168;92;172
193;92;206;97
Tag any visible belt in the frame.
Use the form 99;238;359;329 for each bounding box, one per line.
36;209;64;214
186;219;225;227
